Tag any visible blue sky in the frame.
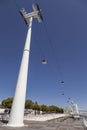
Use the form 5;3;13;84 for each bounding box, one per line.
0;0;87;110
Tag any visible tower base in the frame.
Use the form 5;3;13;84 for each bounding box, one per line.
7;123;24;127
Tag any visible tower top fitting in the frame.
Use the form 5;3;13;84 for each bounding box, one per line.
19;3;43;25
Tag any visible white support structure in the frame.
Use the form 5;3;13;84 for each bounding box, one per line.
7;17;33;127
68;100;79;115
7;4;43;127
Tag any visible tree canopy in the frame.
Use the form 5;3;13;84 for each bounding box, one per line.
1;97;13;108
1;97;64;113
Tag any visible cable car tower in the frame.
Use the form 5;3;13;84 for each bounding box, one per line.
8;4;43;127
68;100;79;115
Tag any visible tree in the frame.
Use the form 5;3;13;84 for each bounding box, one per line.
58;108;64;113
25;100;34;109
40;105;48;112
32;102;40;110
48;105;57;112
47;105;64;113
1;97;64;113
1;97;13;108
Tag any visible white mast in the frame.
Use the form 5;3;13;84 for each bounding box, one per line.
8;4;43;127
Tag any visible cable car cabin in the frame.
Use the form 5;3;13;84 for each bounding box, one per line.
61;93;64;96
42;59;47;64
61;80;64;84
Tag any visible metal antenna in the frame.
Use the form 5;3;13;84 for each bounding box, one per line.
8;4;43;127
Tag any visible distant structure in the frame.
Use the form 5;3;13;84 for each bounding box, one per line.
68;100;80;118
68;100;79;114
8;4;43;127
71;102;79;114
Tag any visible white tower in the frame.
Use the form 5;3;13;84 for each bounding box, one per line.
68;100;79;114
8;4;43;127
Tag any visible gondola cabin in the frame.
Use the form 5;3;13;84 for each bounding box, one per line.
42;59;47;64
61;80;64;84
62;93;64;96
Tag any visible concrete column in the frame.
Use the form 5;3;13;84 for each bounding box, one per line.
7;17;33;127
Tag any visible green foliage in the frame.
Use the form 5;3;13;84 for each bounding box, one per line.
25;100;34;109
47;105;64;113
40;105;48;112
1;97;13;108
48;105;58;112
32;102;40;110
1;97;64;113
58;108;64;113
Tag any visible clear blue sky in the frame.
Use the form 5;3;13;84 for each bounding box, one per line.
0;0;87;110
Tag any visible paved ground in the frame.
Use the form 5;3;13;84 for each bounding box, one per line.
0;117;86;130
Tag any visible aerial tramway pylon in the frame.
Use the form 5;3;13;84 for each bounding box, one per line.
7;3;43;127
